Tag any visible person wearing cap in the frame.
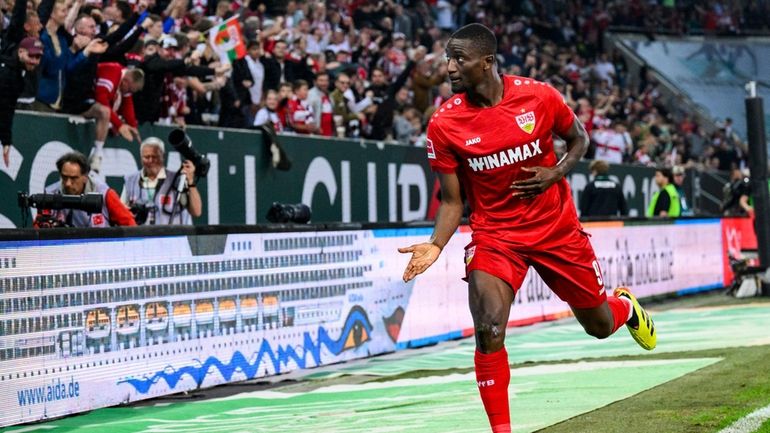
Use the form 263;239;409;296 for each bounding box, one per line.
672;165;693;216
1;0;42;166
1;36;43;167
580;160;628;217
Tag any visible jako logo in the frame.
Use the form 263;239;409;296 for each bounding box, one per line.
465;136;481;146
478;379;495;388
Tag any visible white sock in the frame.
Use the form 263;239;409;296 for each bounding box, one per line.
620;296;634;321
94;140;104;150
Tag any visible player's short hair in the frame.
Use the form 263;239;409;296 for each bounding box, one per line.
56;152;90;175
589;159;609;175
449;23;497;58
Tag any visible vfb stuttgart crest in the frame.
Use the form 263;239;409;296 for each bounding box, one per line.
515;111;536;134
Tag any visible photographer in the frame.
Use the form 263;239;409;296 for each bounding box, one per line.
121;136;202;225
722;168;753;216
41;151;136;227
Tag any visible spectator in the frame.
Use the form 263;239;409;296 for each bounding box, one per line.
1;36;42;167
232;39;265;123
330;72;363;137
367;55;417;141
593;120;631;164
36;0;106;112
672;165;692;216
133;36;224;124
121;137;201;225
42;151;136;227
433;82;451;108
287;79;318;134
262;38;314;92
647;167;681;217
253;89;284;132
580;160;628;217
393;107;424;146
218;72;246;128
411;47;447;113
145;14;164;41
8;0;47;110
306;71;333;136
392;4;413;41
94;62;143;143
66;11;150;173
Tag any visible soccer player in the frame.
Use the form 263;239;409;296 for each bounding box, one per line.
398;23;656;433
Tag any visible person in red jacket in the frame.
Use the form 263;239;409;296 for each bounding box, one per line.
287;79;319;134
94;62;144;143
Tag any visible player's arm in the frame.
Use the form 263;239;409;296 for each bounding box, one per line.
511;115;589;199
554;116;590;178
399;171;463;282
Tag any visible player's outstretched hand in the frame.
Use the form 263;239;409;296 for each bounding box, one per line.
510;166;561;199
398;243;441;283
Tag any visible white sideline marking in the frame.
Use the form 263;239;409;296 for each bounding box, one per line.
718;404;770;433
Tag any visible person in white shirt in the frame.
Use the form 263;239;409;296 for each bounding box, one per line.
232;40;265;123
593;53;616;87
254;89;284;132
593;120;631;164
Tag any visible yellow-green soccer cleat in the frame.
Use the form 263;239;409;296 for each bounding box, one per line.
614;287;656;350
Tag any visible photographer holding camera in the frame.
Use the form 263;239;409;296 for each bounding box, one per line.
121;136;202;225
40;151;136;227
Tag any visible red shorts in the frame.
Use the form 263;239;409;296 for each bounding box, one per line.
464;227;607;309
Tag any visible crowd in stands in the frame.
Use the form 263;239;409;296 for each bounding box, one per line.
1;0;762;174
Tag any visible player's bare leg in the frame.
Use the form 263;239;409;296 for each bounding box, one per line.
468;270;514;433
571;302;618;339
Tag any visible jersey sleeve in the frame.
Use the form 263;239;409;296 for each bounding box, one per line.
425;120;458;174
543;84;575;137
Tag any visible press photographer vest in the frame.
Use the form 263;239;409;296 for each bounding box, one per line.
44;178;111;227
646;184;681;217
123;170;192;225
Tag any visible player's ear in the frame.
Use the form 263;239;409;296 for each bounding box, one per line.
483;54;495;70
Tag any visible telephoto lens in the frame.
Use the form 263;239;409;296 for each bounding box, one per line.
266;202;312;224
168;129;211;177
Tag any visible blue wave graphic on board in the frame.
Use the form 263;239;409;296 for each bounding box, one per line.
119;306;372;394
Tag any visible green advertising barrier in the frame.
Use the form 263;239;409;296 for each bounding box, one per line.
0;112;660;227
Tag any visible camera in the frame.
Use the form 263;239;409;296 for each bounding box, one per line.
722;176;751;215
168;128;211;177
266;202;312;224
129;202;157;225
18;192;103;213
18;191;104;228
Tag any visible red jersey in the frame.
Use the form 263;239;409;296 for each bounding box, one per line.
95;62;138;130
319;93;334;136
426;75;578;243
287;96;314;134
